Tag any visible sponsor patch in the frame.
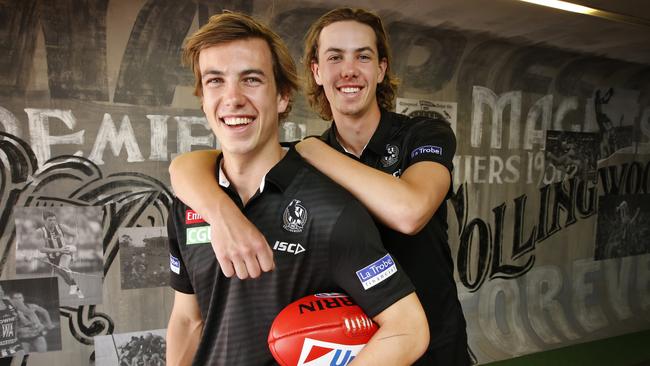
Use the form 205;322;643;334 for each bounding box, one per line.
186;226;210;245
170;254;180;274
410;145;442;159
297;338;364;366
273;240;306;255
355;254;397;290
185;209;205;224
283;199;308;233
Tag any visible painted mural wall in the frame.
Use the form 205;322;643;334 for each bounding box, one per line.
0;0;649;364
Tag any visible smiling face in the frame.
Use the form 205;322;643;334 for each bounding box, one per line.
199;38;289;157
311;21;387;122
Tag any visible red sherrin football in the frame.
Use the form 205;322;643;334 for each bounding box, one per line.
268;293;378;366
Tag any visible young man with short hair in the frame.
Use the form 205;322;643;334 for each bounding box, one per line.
170;8;469;365
166;12;428;365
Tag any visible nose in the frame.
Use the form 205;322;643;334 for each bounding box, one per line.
222;82;246;108
340;58;359;79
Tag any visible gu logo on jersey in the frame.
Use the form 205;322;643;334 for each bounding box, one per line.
186;226;210;245
297;338;365;366
185;209;205;224
355;254;397;290
283;199;308;233
170;254;180;274
273;240;306;255
410;145;442;159
380;144;399;167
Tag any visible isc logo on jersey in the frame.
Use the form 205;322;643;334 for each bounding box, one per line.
273;240;305;255
297;338;364;366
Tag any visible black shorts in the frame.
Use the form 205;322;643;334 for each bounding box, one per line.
414;332;471;366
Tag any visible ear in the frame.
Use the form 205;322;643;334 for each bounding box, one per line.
277;93;289;114
377;57;388;84
311;60;323;86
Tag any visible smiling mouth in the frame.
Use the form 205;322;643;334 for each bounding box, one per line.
339;86;361;94
221;116;254;126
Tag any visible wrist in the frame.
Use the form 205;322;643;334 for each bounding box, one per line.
205;193;240;224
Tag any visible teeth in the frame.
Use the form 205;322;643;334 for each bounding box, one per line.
223;117;253;126
340;87;360;93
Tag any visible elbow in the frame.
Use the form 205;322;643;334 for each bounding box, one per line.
409;310;430;361
168;153;182;176
392;205;430;235
414;323;430;360
391;192;444;235
395;217;427;235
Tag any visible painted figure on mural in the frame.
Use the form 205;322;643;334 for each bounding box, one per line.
37;211;85;299
594;88;621;159
615;200;640;250
169;7;470;366
166;11;428;365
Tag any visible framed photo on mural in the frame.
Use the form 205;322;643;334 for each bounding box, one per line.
95;328;166;366
118;227;169;290
0;277;62;355
595;194;650;260
14;206;104;306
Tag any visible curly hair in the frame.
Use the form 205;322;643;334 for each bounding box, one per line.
182;12;299;121
303;8;399;120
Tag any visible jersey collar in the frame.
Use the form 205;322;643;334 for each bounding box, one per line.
325;108;392;158
214;146;301;194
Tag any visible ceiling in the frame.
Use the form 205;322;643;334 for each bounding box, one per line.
360;0;650;65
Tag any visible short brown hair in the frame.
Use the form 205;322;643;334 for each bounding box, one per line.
183;12;299;121
303;8;399;120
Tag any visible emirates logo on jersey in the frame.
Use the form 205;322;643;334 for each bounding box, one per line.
185;209;205;224
283;199;308;233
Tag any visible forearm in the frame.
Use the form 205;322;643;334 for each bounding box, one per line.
350;293;429;365
14;303;41;326
169;149;274;279
34;306;53;327
166;315;203;366
351;328;424;365
169;150;222;221
296;139;440;234
39;247;60;254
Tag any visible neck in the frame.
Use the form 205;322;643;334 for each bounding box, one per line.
332;103;382;157
221;142;285;205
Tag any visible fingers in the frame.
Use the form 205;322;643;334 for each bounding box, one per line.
244;255;260;279
214;251;235;278
256;245;275;273
213;243;274;279
232;258;250;280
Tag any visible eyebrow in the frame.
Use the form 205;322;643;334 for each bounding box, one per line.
323;46;376;54
201;68;266;80
201;69;222;80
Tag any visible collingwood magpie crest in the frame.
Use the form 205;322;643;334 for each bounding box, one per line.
381;144;399;167
283;199;308;233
